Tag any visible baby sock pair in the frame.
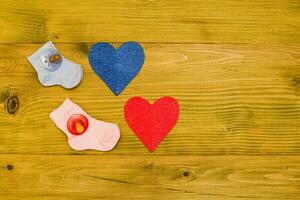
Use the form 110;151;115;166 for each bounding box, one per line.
28;42;120;151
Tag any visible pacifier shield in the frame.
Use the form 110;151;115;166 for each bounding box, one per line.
40;49;62;71
67;114;89;135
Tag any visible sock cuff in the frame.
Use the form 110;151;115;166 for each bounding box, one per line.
27;41;57;69
49;98;77;123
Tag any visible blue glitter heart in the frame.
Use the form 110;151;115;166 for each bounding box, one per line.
89;42;145;95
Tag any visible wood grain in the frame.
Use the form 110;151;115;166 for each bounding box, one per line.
0;0;299;43
0;43;299;155
0;1;300;198
0;155;299;200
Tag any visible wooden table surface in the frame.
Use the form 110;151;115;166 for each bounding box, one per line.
0;0;300;199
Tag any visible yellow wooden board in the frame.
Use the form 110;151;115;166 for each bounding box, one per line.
0;44;300;155
0;0;300;199
0;0;299;43
1;155;300;200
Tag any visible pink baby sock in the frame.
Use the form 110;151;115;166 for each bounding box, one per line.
49;98;120;151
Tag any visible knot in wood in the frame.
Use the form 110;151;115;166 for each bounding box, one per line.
6;96;19;114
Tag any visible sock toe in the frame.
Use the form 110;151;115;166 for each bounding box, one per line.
99;125;120;151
